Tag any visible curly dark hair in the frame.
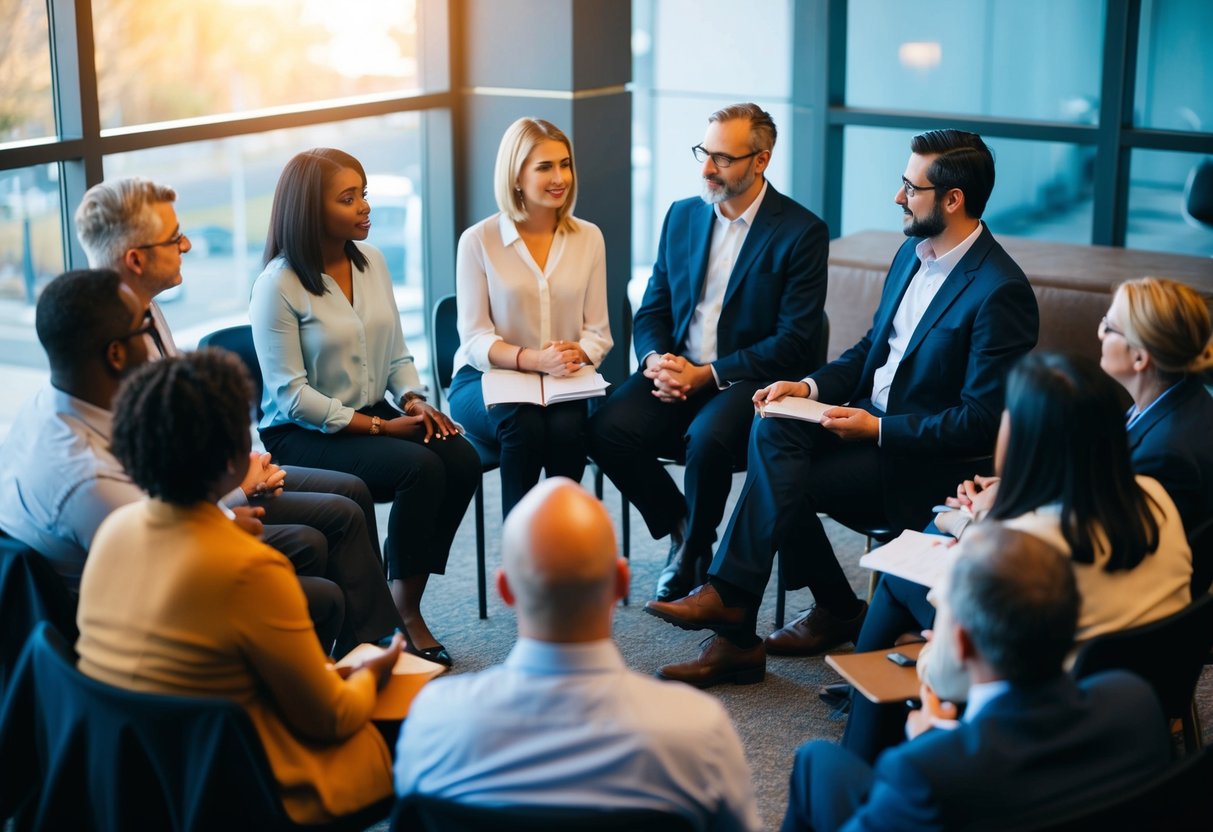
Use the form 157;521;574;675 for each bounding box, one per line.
112;349;252;504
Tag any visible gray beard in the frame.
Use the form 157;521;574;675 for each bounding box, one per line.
700;169;755;206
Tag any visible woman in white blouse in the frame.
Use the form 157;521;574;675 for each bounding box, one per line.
250;148;480;667
449;117;612;517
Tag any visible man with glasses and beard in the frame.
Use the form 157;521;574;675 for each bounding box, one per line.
646;130;1040;688
589;103;828;607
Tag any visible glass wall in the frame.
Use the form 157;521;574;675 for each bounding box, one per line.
0;0;56;143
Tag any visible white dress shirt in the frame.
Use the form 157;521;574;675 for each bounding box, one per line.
869;222;984;412
395;638;761;832
684;181;769;367
0;386;143;587
453;213;612;375
250;242;426;433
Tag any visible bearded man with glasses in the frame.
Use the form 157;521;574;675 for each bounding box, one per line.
589;102;829;607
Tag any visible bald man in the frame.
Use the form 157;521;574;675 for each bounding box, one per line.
394;478;761;831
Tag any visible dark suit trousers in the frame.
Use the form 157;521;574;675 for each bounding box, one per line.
588;370;760;559
782;740;875;832
709;413;886;615
448;366;589;519
261;402;481;584
257;466;402;654
842;573;936;764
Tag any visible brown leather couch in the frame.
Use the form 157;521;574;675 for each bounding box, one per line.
825;230;1213;363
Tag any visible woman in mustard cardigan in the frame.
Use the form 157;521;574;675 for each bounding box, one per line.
76;349;403;825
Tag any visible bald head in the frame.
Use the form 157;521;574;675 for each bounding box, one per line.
499;478;623;641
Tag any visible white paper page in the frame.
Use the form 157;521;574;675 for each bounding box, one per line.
859;529;957;589
759;396;833;423
481;369;543;406
541;366;608;404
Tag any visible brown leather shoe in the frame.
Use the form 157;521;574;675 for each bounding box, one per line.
644;583;746;631
764;601;868;656
656;635;765;688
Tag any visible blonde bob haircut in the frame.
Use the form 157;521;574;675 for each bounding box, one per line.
494;117;579;233
1117;276;1213;377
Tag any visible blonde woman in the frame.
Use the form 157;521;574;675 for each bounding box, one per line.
449;118;612;517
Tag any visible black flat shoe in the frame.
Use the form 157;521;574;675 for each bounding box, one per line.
405;641;453;668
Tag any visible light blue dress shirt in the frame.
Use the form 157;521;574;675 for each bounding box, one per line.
250;242;426;433
395;638;761;832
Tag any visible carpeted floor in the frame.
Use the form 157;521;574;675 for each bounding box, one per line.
370;466;1213;831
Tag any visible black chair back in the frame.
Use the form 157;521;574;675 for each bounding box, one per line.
1187;516;1213;597
392;793;696;832
199;325;265;422
1071;592;1213;751
430;294;459;408
997;744;1213;831
0;533;76;701
1184;157;1213;229
0;622;290;831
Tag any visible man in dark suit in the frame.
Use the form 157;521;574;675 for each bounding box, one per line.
589;103;828;603
646;130;1039;686
780;524;1172;832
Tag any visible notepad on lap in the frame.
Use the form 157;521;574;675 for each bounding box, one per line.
481;366;608;407
859;530;957;590
334;643;448;720
758;397;834;423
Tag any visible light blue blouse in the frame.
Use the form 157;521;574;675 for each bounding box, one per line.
250;242;426;433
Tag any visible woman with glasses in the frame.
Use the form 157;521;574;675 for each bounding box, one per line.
251;148;480;668
448;117;612;518
841;351;1192;763
77;350;403;825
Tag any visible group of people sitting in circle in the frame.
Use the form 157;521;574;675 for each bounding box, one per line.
1;100;1211;829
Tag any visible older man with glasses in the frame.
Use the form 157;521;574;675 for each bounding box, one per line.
589;102;829;611
645;130;1040;688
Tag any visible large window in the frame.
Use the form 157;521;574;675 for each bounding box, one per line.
0;0;452;438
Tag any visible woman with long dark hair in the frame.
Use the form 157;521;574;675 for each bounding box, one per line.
842;351;1191;762
250;148;480;667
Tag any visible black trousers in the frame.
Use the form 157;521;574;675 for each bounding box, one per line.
261;403;480;582
587;369;760;561
709;412;888;616
257;466;402;654
448;366;588;518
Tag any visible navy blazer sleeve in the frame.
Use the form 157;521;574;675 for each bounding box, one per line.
632;189;829;382
812;231;1038;457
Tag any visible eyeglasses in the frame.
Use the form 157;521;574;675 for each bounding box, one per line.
692;144;761;168
134;229;188;251
900;176;939;198
112;309;166;356
1100;315;1127;340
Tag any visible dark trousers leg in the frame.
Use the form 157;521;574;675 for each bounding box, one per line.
450;368;589;518
680;383;761;558
257;470;402;652
841;574;936;763
589;370;754;546
781;741;875;832
262;411;480;580
297;576;345;656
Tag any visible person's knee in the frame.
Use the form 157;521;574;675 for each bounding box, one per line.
496;408;546;451
267;525;329;576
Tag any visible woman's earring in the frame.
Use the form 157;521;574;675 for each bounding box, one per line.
515;187;524;204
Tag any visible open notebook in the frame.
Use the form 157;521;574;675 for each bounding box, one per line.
334;643;448;720
481;366;608;407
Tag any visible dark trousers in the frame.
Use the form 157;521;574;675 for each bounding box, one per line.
781;740;875;832
842;573;936;764
449;366;589;518
257;466;402;654
709;411;887;617
261;402;480;582
587;369;759;560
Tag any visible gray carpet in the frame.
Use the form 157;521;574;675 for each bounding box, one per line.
371;466;1213;831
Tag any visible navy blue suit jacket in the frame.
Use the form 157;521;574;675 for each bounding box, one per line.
1128;375;1213;536
632;185;828;383
810;225;1038;527
798;672;1171;832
